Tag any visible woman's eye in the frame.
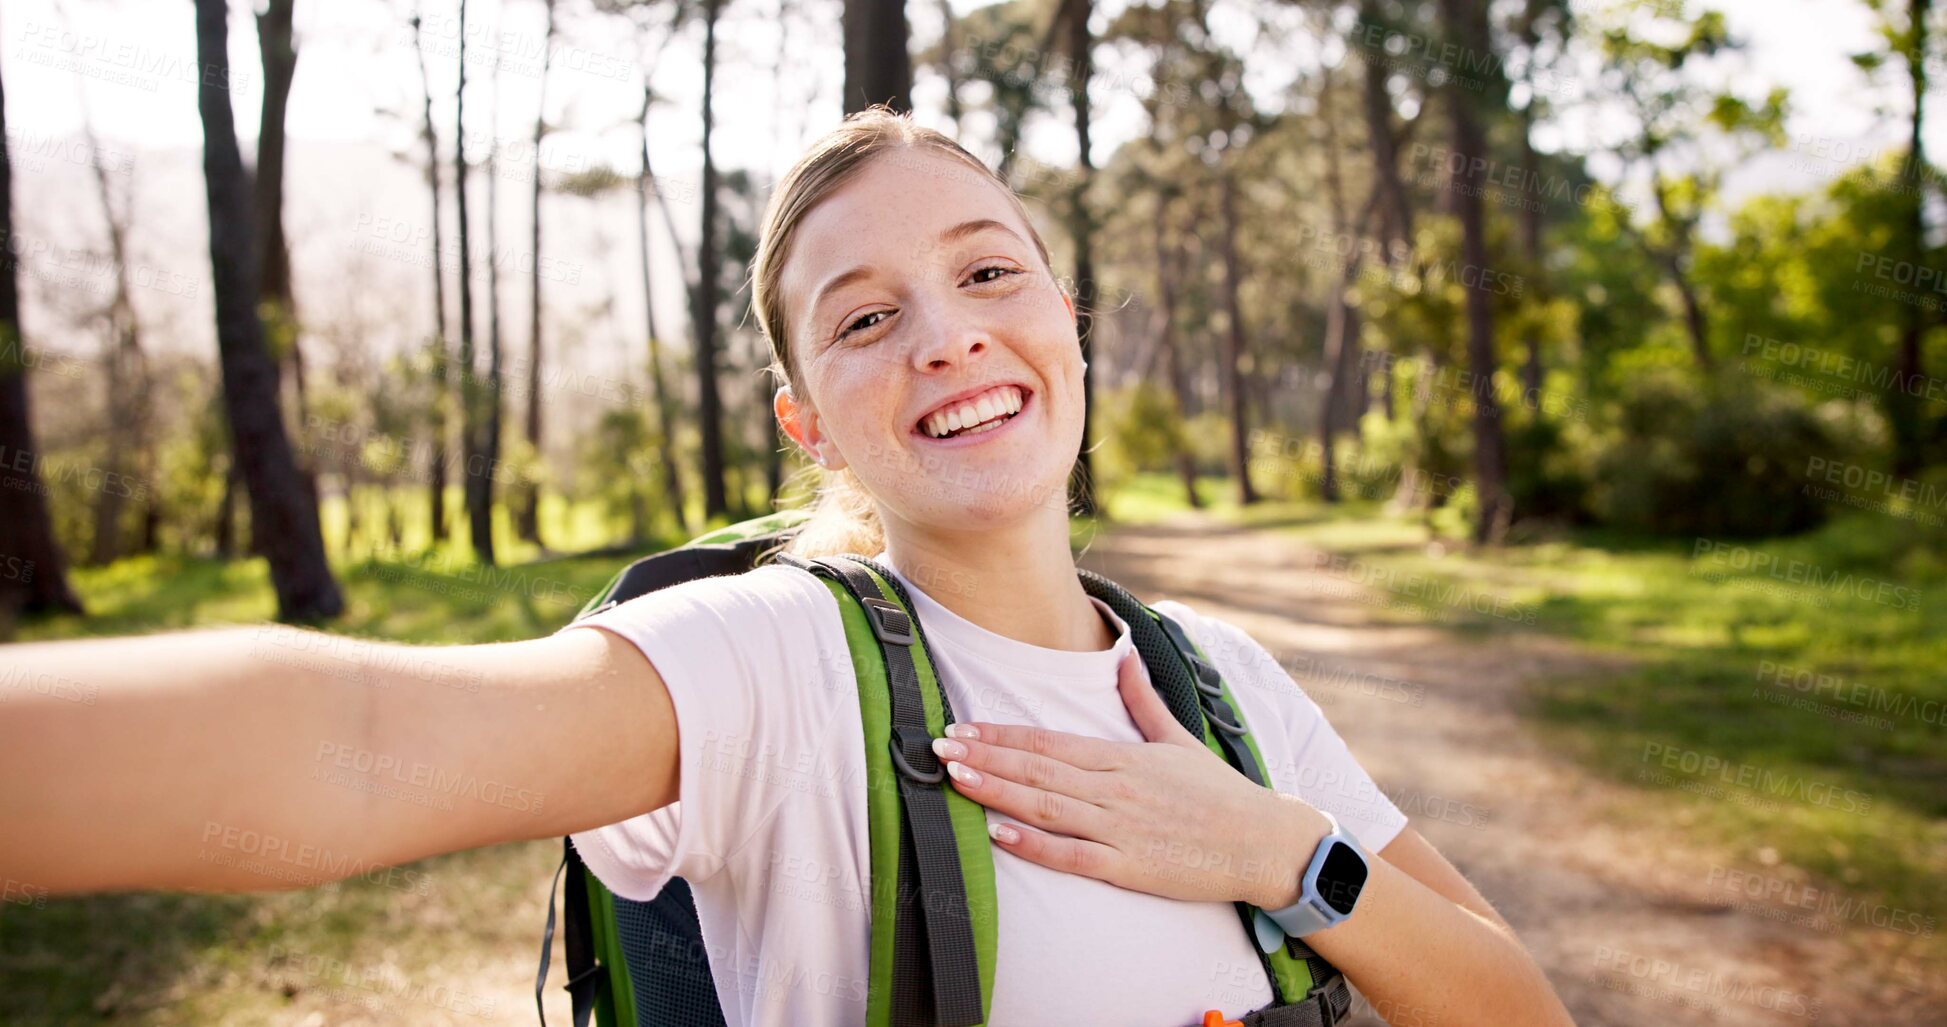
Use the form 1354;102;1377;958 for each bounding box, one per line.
841;310;890;338
966;265;1022;285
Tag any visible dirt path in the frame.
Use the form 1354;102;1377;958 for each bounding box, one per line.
1077;514;1941;1027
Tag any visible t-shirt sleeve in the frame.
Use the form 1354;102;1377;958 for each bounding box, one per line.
559;563;854;902
1151;601;1409;854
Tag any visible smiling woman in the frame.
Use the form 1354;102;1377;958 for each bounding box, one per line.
0;107;1572;1027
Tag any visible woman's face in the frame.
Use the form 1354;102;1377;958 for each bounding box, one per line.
774;148;1083;530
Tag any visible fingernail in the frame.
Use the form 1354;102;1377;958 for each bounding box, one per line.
946;761;982;787
931;737;967;761
947;723;978;740
988;822;1018;844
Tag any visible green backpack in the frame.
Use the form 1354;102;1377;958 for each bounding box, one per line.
534;511;1354;1027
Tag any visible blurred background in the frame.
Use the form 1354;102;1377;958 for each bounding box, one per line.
0;0;1942;1023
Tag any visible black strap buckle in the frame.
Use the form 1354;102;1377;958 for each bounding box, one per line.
1202;696;1249;736
888;724;945;783
860;596;914;646
1190;657;1227;698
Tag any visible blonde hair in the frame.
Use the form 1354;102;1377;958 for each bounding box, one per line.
753;106;1056;558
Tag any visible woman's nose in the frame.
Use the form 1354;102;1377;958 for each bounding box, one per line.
909;302;989;372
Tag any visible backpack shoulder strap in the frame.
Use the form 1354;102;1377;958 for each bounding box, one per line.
781;553;996;1027
1077;570;1352;1025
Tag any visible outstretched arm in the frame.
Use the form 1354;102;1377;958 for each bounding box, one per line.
0;624;678;896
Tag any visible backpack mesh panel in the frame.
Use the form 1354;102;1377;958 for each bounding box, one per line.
614;878;727;1027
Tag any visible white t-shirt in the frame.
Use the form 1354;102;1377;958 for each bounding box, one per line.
565;559;1405;1027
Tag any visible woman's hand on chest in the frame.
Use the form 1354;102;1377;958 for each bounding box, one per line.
929;649;1330;909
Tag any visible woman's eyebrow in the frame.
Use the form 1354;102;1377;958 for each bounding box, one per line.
807;219;1026;318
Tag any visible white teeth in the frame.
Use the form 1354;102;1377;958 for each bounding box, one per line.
920;385;1026;439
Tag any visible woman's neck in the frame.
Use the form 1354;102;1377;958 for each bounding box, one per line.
879;505;1115;654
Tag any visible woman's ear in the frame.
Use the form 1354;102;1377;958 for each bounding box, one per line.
1062;290;1075;323
774;385;845;469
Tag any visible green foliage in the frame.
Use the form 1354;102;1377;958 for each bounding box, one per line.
1096;382;1188;480
1584;369;1836;537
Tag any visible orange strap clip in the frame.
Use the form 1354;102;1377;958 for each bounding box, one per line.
1201;1012;1245;1027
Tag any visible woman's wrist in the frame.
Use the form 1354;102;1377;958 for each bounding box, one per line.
1244;791;1337;911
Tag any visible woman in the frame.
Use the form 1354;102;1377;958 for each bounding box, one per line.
0;108;1571;1027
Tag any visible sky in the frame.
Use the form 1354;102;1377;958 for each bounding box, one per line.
0;0;1930;384
2;0;1925;195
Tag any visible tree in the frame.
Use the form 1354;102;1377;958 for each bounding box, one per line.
1437;0;1511;542
452;0;492;563
1048;0;1099;515
1150;186;1201;508
695;0;730;518
473;5;509;567
1857;0;1941;474
0;54;83;620
192;0;342;619
516;0;558;546
1597;7;1786;370
255;0;307;430
842;0;912;113
64;65;155;564
637;83;693;533
409;4;452;544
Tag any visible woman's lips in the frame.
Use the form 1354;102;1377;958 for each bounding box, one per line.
912;389;1032;447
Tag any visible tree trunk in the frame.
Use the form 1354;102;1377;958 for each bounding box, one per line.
1216;169;1258;505
638;88;692;534
1360;0;1415;252
193;0;342;619
255;0;306;428
474;39;505;567
0;60;83;618
79;106;147;565
1151;200;1200;509
842;0;912;114
517;0;555;545
1893;0;1932;476
1517;10;1545;403
938;0;964;134
1440;0;1511;544
411;7;451;544
696;0;729;519
1065;0;1097;517
453;0;491;563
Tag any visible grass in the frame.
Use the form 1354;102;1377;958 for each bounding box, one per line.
1108;472;1947;950
7;476;1941;1022
1;495;718;1025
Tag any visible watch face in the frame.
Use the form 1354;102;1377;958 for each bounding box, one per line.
1317;841;1368;915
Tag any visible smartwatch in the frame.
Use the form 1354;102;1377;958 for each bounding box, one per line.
1251;811;1370;952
